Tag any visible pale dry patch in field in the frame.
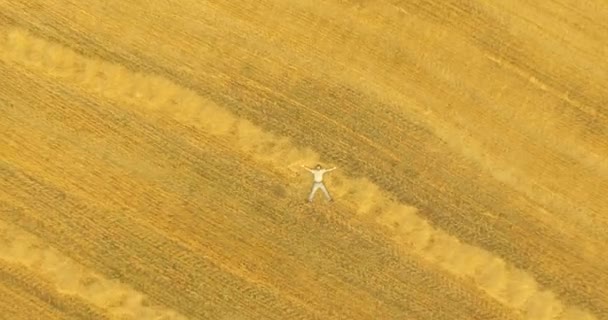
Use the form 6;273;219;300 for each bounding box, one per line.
0;220;187;320
0;26;597;320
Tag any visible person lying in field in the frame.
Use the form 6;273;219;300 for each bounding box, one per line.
302;164;336;203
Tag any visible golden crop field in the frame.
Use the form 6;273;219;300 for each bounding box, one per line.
1;0;607;319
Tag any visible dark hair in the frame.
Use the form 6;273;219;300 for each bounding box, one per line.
316;164;322;168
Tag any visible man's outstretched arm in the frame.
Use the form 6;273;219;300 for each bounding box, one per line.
326;167;337;172
301;164;313;172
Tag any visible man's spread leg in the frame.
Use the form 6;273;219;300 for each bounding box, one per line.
308;183;321;202
320;183;332;201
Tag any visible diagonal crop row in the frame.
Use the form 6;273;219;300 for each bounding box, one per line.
0;219;188;320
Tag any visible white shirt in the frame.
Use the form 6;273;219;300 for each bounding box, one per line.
307;167;335;182
310;169;327;182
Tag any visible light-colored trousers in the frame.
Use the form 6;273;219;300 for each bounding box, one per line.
308;182;332;201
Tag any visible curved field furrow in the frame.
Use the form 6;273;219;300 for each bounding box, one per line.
0;26;598;320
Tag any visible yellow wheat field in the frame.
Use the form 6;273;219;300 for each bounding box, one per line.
1;0;607;319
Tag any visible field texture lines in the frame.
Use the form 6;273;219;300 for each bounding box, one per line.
0;219;187;320
0;26;599;320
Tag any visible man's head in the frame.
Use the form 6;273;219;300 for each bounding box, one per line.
315;164;322;170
